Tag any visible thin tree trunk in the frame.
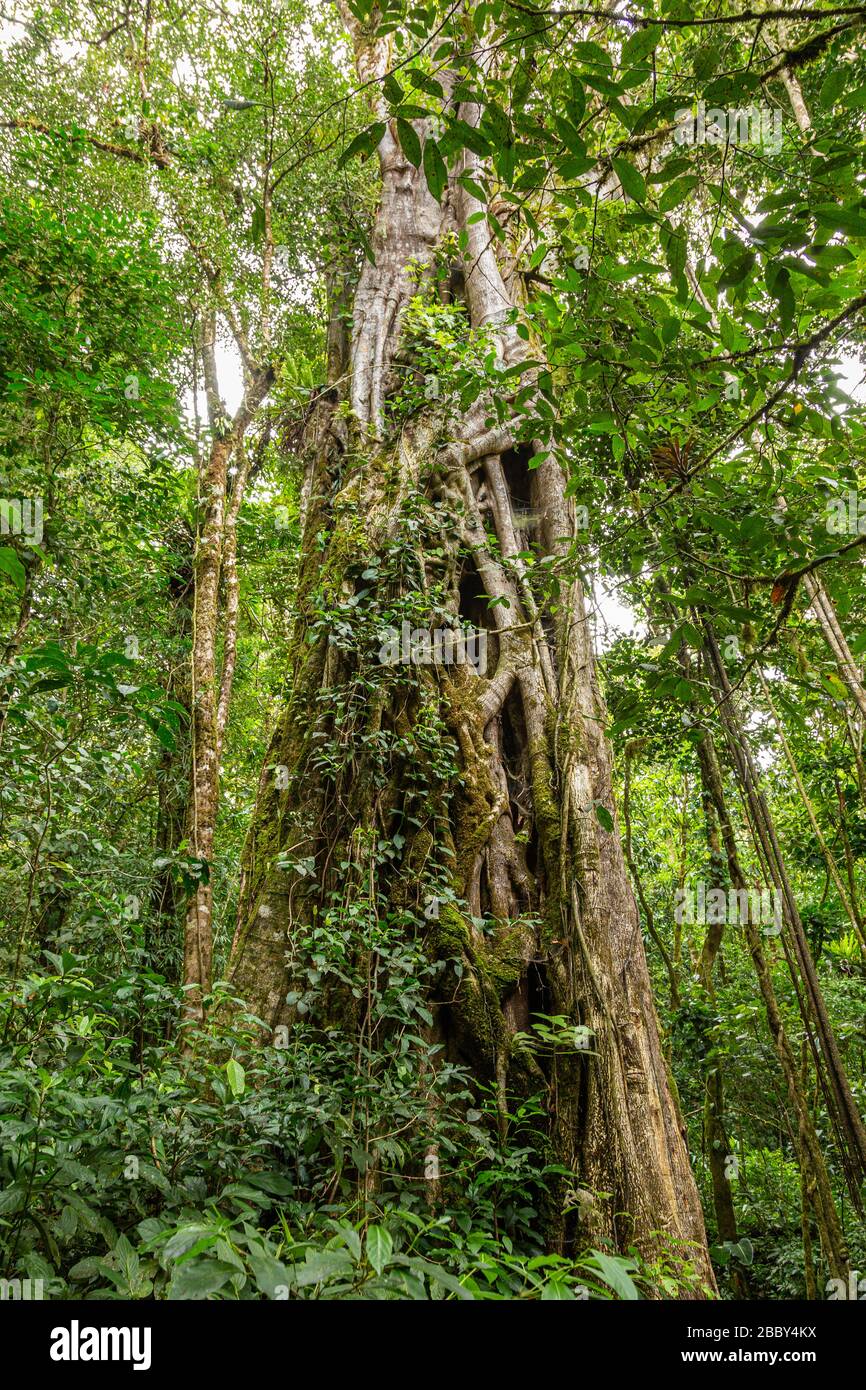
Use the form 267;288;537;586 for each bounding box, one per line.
833;772;864;941
216;440;257;756
183;315;272;1023
803;573;866;723
697;732;851;1283
758;670;866;953
702;623;866;1205
622;741;680;1009
695;736;746;1295
843;708;866;804
775;58;866;727
150;530;193;981
674;773;690;968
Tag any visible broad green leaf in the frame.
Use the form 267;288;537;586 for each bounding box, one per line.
422;137;447;203
0;547;26;591
396;117;422;167
294;1249;353;1286
718;249;756;292
337;122;385;167
589;1251;640;1300
612;157;645;203
595;803;614;832
168;1259;233;1300
621;25;662;68
225;1057;245;1097
366;1224;394;1275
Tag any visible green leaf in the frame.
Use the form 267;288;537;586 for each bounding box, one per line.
658;176;698;215
248;1248;291;1298
767;264;795;333
693;44;721;81
366;1224;394;1275
718;249;755;292
813;204;866;238
661;221;686;288
337;122;385;167
162;1225;215;1262
595;803;614;833
406;70;444;100
573;40;613;71
293;1249;353;1286
589;1250;640;1300
584;73;625;99
621;25;662;68
444;118;490;158
396;118;422;167
819;70;847;107
541;1277;577;1299
225;1057;245;1097
382;72;404;105
0;1187;24;1214
168;1259;234;1300
422;137;447;203
496;141;515;186
0;547;26;591
612;157;645;203
482;101;511;147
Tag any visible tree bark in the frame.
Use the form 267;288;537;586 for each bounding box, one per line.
803;572;866;724
150;526;193;981
182;313;273;1023
695;736;746;1294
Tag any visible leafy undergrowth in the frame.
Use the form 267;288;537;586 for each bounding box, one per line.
0;959;709;1301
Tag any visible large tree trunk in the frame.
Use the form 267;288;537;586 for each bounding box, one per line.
227;20;714;1289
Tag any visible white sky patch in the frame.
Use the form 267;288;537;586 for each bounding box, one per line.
183;338;245;427
834;352;866;403
214;340;246;415
591;580;643;650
